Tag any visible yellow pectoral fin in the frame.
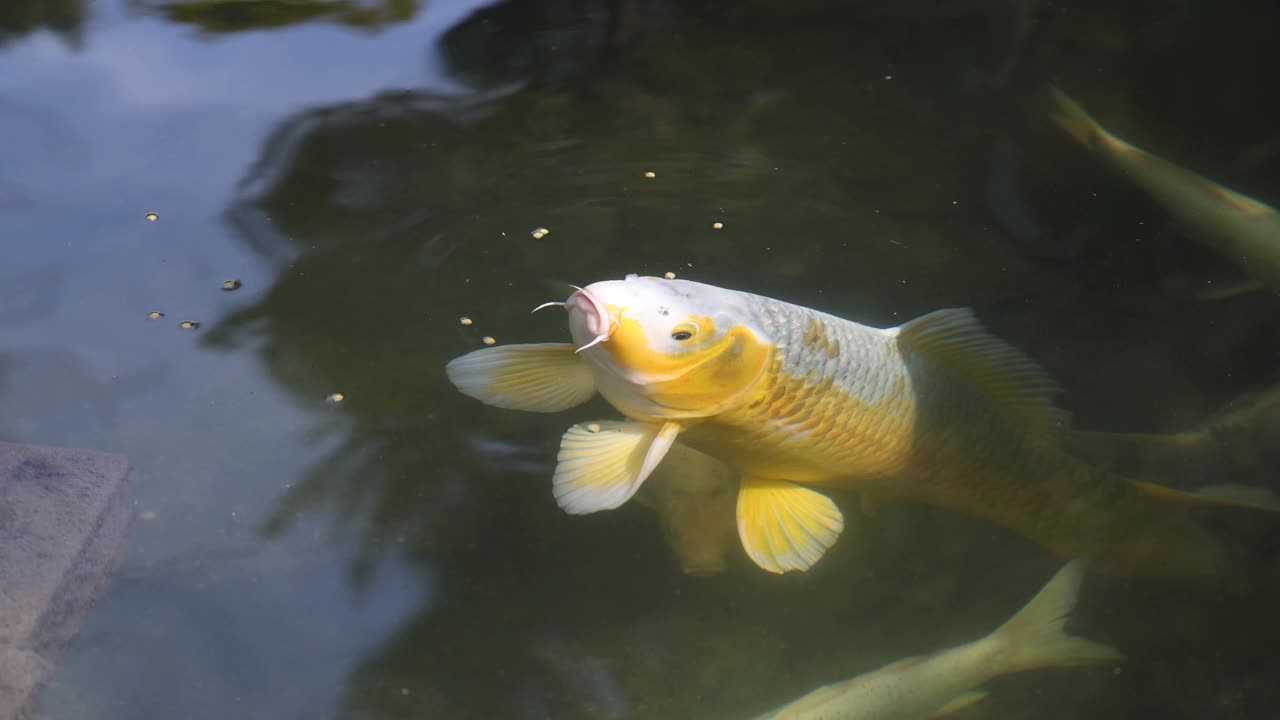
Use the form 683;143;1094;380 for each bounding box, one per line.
553;420;681;514
445;343;596;412
736;479;844;574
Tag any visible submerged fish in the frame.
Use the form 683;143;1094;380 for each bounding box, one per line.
1068;378;1280;496
1050;87;1280;296
753;559;1121;719
447;275;1272;576
632;434;740;576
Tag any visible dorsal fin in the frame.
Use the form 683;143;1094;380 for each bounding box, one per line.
896;308;1070;437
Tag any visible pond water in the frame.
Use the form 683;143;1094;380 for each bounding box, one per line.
2;1;1279;718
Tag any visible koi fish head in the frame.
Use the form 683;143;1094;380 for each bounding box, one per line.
564;275;773;419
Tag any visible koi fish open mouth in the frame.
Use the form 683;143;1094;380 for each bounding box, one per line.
534;285;613;353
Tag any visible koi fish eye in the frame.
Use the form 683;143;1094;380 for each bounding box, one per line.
671;322;699;342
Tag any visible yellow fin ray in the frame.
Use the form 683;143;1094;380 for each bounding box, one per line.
737;479;844;574
932;690;989;718
896;308;1069;437
552;420;679;514
445;343;596;412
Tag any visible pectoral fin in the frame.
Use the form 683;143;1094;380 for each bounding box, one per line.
445;343;596;412
736;478;844;574
553;420;681;514
932;690;989;718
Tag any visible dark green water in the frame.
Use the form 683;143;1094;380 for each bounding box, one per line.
2;1;1279;718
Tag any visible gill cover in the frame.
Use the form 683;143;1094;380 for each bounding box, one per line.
573;276;773;418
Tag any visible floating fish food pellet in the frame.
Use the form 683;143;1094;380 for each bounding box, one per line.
664;271;676;279
459;316;473;326
531;227;550;239
147;311;165;320
482;336;496;345
145;213;159;222
325;392;345;404
222;279;242;291
712;222;724;230
179;321;200;329
644;171;656;178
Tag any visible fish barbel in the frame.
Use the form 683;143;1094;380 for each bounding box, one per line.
447;275;1273;575
753;559;1121;720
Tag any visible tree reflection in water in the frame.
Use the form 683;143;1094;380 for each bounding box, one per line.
126;0;419;33
194;4;1075;711
0;0;84;48
186;0;1280;716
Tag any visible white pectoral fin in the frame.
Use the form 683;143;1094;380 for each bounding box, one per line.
552;420;682;514
445;343;596;412
736;478;844;574
639;421;681;483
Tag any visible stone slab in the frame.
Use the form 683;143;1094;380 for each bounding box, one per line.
0;442;135;720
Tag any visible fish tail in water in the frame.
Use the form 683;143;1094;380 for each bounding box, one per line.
985;559;1124;674
1066;428;1210;476
1069;429;1208;455
1086;480;1280;580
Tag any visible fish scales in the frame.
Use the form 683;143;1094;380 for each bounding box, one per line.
689;295;917;481
695;292;1200;564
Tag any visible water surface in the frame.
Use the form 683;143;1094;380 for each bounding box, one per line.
2;1;1279;718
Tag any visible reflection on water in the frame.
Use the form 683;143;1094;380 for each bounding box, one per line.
0;0;83;48
1;0;1279;718
137;0;420;33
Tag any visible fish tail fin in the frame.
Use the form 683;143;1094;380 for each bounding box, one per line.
988;559;1124;674
1088;480;1280;580
1069;428;1207;456
1066;429;1208;475
1048;85;1113;151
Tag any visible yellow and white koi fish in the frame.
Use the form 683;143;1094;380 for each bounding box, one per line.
752;559;1121;719
1051;87;1280;296
447;275;1271;576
